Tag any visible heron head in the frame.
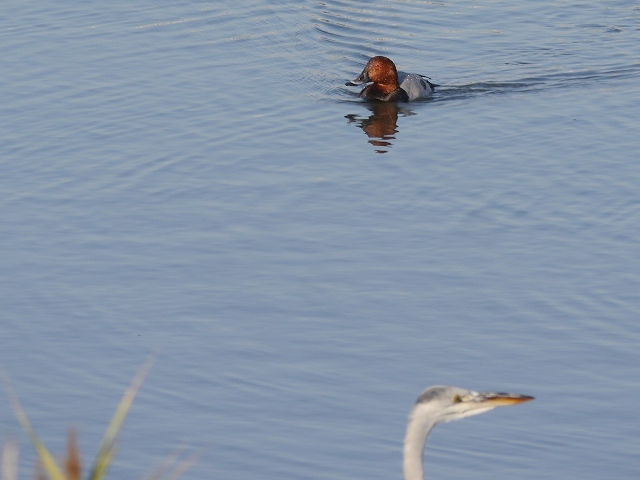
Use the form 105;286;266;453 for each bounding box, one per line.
413;386;534;424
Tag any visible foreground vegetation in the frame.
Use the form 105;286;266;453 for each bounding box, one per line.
2;360;197;480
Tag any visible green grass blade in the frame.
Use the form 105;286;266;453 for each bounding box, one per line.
87;358;154;480
2;372;66;480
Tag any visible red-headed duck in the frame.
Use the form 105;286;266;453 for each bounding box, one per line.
346;56;437;102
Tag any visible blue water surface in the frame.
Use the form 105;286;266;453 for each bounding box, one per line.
1;1;640;479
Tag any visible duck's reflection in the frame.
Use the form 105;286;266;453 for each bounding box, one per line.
345;102;415;154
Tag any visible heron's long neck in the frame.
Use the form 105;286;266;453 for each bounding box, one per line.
403;405;437;480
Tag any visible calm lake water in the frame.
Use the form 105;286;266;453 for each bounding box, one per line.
2;1;640;479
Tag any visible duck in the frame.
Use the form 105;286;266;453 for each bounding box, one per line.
346;56;437;102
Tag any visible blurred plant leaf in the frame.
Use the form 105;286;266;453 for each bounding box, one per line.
87;358;154;480
146;450;201;480
64;429;80;480
1;438;18;480
2;372;66;480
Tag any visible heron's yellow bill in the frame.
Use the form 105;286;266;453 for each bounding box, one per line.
479;392;534;406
